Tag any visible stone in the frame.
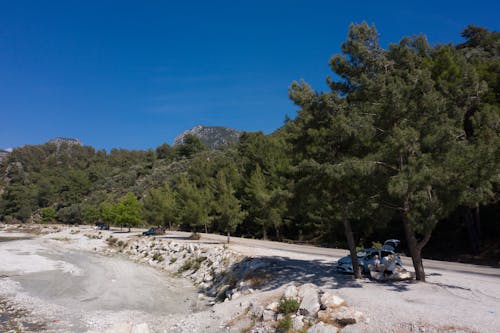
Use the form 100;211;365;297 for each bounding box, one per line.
298;283;319;298
251;305;265;319
292;315;305;331
299;286;320;316
284;285;299;300
331;307;364;326
263;309;276;321
266;301;279;312
307;322;339;333
320;291;345;309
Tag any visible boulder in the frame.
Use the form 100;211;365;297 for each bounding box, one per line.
292;315;305;331
320;291;345;309
284;285;299;300
262;309;276;322
331;307;364;326
266;301;279;312
299;287;320;317
307;322;339;333
298;283;319;298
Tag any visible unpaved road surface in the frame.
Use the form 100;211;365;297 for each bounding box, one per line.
0;233;204;332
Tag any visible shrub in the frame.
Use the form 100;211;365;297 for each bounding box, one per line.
278;298;300;315
177;256;206;273
277;314;292;332
152;252;164;262
106;236;118;246
169;257;177;264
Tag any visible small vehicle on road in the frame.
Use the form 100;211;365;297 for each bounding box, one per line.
95;223;110;230
336;239;402;274
142;227;165;236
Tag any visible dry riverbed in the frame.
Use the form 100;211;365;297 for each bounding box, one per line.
0;224;498;333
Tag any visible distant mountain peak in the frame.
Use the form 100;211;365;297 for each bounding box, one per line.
173;125;242;149
47;137;83;147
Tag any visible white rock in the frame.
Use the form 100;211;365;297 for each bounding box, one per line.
263;309;275;321
298;283;319;298
284;285;299;299
307;322;339;333
332;306;364;326
299;287;320;316
320;291;345;309
266;301;279;312
292;315;305;331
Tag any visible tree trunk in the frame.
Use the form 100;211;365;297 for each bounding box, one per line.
463;206;481;255
204;222;208;234
227;231;230;244
342;210;362;279
401;211;426;282
262;225;267;240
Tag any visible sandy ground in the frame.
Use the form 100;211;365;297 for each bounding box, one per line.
0;225;499;333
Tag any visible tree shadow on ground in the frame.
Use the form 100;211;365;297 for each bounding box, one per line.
231;256;364;291
223;255;418;294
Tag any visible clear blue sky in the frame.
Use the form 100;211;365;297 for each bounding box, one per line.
1;1;498;151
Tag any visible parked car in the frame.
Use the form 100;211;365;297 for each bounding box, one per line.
95;223;110;230
336;239;403;274
142;227;165;236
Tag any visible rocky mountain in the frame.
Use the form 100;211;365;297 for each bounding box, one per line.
173;125;242;149
47;137;83;148
0;149;9;163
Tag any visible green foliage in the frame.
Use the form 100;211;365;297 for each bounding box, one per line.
278;298;300;315
142;183;177;228
176;134;208;158
175;175;212;232
277;314;292;332
114;192;142;227
40;207;56;223
177;256;206;273
56;204;82;224
152;252;164;262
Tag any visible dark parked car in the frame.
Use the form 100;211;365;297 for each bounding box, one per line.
95;223;110;230
336;239;402;274
142;227;165;236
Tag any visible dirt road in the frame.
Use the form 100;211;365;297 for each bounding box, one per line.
0;234;203;332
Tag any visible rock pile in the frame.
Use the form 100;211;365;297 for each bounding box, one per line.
245;283;366;333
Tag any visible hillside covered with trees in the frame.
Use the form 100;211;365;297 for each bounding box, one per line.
0;24;498;280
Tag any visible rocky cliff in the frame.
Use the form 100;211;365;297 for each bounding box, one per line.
173;125;242;149
46;137;82;148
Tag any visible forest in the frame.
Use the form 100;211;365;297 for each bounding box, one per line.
0;24;498;281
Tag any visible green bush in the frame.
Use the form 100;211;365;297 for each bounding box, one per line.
169;257;177;264
152;252;164;262
41;207;56;223
278;298;300;315
177;256;206;273
106;236;118;246
277;314;292;332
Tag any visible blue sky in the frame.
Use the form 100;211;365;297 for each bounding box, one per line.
1;1;498;151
